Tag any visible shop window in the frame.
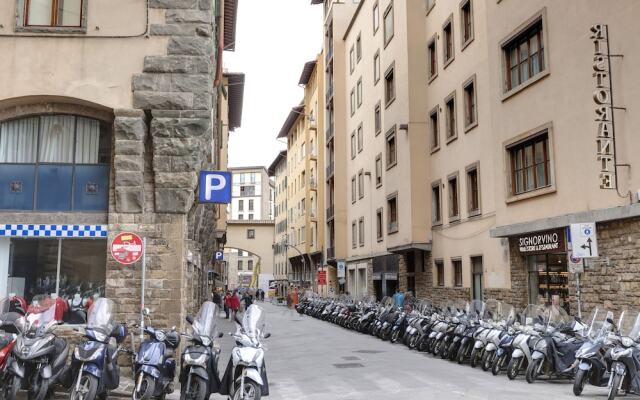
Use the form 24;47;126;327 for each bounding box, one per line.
8;238;106;323
435;260;444;287
527;253;569;311
453;259;462;287
22;0;84;28
508;132;550;196
0;115;111;211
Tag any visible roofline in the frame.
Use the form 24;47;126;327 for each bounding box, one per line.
228;166;269;174
342;0;365;40
276;105;304;139
298;60;318;86
267;150;287;176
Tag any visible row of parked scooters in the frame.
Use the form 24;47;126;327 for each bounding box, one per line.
297;295;640;399
0;295;271;400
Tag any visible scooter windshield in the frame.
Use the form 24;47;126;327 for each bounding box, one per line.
468;300;485;320
483;299;501;322
617;311;640;339
242;304;266;339
522;304;547;327
0;297;10;316
26;295;56;331
193;301;218;339
87;298;115;334
546;305;569;329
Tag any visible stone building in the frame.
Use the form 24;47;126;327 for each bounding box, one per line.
0;0;239;329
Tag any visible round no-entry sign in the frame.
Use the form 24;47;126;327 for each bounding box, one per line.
111;232;144;265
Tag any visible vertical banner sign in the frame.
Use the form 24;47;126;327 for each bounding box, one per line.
590;24;616;190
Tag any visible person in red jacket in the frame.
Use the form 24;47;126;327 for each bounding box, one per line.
228;290;241;321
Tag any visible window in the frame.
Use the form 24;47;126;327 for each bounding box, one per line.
375;154;383;187
436;260;444;287
445;92;457;142
384;63;396;107
376;208;384;240
466;163;481;215
426;0;436;13
431;180;442;224
387;193;398;233
357;78;363;108
240;186;255;196
358;170;364;199
374;102;382;135
248;214;254;220
503;19;545;92
358;217;365;246
23;0;84;28
429;106;440;151
248;260;254;271
352;221;357;249
238;214;244;220
448;173;459;220
247;229;256;239
460;0;474;48
383;2;394;47
385;126;397;168
463;76;478;130
238;260;243;270
350;89;356;116
248;199;254;211
453;259;463;287
350;131;356;159
427;36;438;81
239;173;246;183
350;46;355;74
508;132;550;196
356;34;362;61
374;51;381;84
0;115;111;211
357;124;363;152
373;1;380;33
351;176;356;203
443;15;454;66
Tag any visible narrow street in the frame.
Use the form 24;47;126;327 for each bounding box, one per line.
211;303;606;400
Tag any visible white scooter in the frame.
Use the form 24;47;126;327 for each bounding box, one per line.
219;305;271;400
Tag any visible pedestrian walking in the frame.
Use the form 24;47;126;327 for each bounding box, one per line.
242;292;253;310
393;289;405;308
229;290;241;321
213;289;222;311
223;291;231;319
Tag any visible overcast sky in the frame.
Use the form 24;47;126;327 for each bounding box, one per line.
224;1;324;169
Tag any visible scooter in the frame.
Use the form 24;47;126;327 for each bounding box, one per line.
180;301;224;400
220;305;271;399
68;298;129;400
572;309;613;396
605;311;640;400
6;295;69;400
131;308;181;400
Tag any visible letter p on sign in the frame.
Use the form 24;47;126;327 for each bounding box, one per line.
199;171;232;204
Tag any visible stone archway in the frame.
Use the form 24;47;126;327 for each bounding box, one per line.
223;220;274;290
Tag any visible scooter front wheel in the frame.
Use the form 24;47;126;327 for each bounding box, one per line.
70;373;99;400
233;377;262;400
608;372;622;400
132;374;156;400
507;357;522;380
180;375;207;400
573;368;587;396
526;358;542;384
6;375;21;400
29;377;49;400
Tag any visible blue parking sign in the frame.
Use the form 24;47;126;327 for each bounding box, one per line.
199;171;232;204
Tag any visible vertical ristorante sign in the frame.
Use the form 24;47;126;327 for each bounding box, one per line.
590;24;616;190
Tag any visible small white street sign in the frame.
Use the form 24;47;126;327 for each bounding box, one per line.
568;255;584;274
570;223;599;258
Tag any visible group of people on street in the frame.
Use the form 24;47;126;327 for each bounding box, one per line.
212;288;267;320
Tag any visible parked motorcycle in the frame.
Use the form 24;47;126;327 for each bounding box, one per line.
180;301;224;400
6;295;69;400
507;304;546;380
68;298;128;400
220;304;270;400
572;308;613;396
131;309;181;400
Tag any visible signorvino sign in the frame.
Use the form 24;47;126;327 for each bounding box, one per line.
517;228;566;254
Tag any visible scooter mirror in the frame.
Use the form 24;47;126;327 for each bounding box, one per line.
218;332;224;338
264;333;272;339
607;317;615;324
186;316;194;325
143;308;150;316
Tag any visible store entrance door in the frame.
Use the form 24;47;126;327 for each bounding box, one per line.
527;253;569;311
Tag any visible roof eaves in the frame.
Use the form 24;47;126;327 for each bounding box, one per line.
276;105;304;139
298;60;318;86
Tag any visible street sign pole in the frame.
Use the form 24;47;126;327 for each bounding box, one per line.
576;260;584;319
140;237;147;342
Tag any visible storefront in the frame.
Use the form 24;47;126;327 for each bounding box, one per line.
515;228;570;311
0;224;108;323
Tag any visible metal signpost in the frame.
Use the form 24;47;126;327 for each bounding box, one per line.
570;223;599;319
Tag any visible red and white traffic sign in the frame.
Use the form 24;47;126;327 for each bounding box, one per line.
111;232;144;265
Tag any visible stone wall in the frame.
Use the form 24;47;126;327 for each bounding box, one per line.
108;0;221;332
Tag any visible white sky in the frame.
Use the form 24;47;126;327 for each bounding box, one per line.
224;1;324;169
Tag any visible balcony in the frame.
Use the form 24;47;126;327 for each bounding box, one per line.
326;204;334;220
325;122;334;142
326;161;334;180
327;247;335;261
